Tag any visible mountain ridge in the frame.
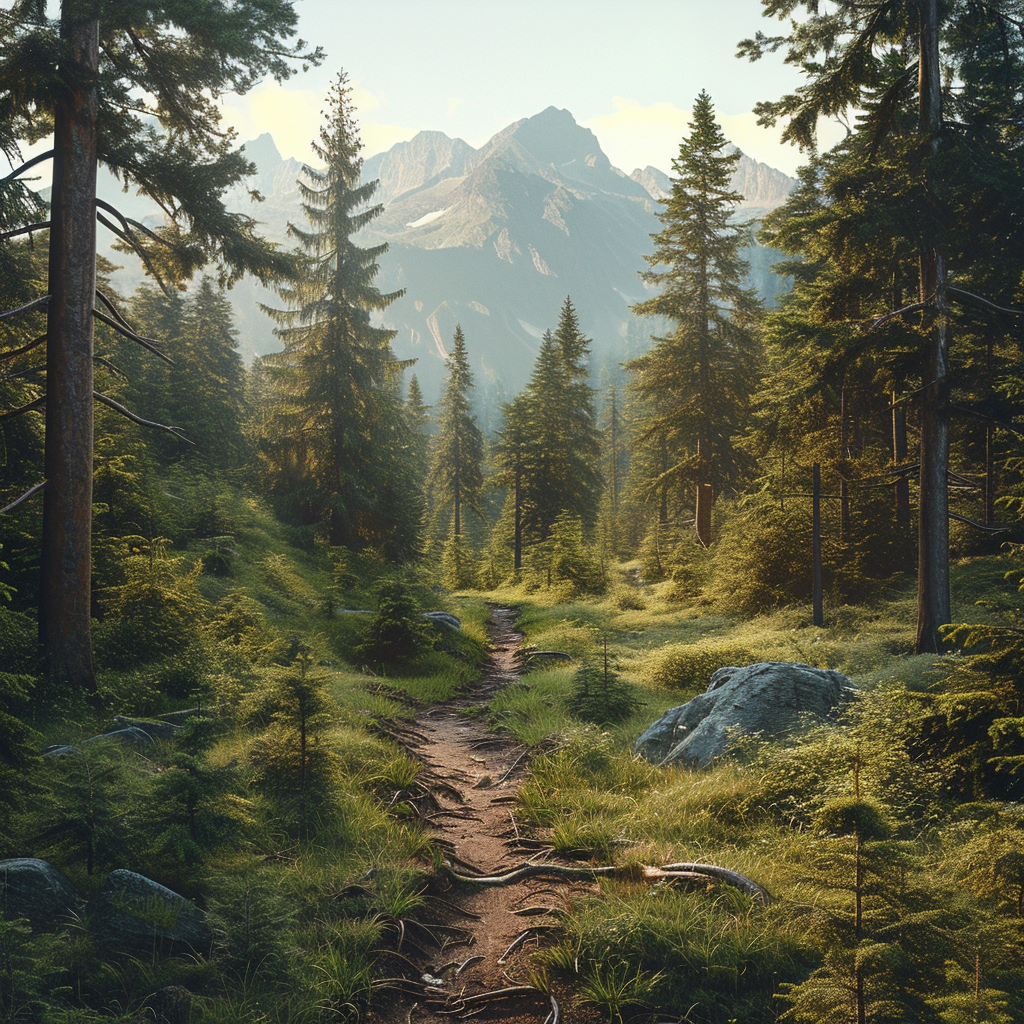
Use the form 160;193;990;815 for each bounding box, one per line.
81;109;797;392
346;107;795;396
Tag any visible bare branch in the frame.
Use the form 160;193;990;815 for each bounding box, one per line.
94;391;193;443
0;396;45;421
948;511;1010;532
96;213;171;295
972;0;1024;31
0;296;50;322
93;309;173;365
93;355;128;381
0;480;45;516
865;298;932;331
95;289;140;336
0;335;46;361
952;403;1024;436
0;221;51;242
0;150;54;184
949;287;1024;318
4;363;45;380
95;199;182;252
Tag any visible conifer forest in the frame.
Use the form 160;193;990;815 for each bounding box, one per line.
4;2;1024;1022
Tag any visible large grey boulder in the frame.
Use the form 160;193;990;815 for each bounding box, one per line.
422;610;461;631
0;858;81;930
88;870;211;956
635;662;853;768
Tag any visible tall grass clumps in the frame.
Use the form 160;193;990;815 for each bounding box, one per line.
543;888;809;1024
638;638;763;694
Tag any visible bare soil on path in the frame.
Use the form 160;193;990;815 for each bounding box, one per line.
368;606;598;1024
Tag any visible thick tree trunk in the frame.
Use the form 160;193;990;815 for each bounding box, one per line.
915;0;951;654
41;5;99;691
695;483;713;548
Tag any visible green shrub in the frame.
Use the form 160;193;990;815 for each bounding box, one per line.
703;499;811;613
357;576;435;668
260;552;319;607
94;540;207;671
439;534;478;590
567;660;644;726
524;513;606;597
640;639;761;693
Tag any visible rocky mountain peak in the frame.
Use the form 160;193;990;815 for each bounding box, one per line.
497;106;610;173
242;132;283;174
363;130;477;206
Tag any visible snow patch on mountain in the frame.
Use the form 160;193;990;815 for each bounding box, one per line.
406;208;449;228
517;318;545;339
529;245;556;277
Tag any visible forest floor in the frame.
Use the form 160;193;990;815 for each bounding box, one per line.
369;605;598;1024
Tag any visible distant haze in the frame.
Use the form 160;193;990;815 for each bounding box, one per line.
91;106;797;401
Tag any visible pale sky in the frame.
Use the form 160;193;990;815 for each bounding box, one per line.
8;1;843;185
217;0;842;177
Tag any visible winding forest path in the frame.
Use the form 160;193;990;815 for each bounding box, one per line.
369;606;594;1024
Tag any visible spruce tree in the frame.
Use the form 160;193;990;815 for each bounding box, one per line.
551;297;602;532
490;305;602;570
427;325;484;540
259;72;419;561
491;394;531;574
518;330;575;541
405;374;432;488
627;91;761;542
172;278;247;470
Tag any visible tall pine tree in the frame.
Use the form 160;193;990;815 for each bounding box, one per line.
427;325;484;541
627;92;761;545
258;72;419;561
740;0;1024;651
0;0;320;690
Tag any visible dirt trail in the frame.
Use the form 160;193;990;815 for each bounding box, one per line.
370;606;589;1024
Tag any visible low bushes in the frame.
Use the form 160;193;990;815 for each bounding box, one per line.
639;639;764;694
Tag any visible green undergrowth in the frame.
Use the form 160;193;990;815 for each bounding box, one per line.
0;477;491;1024
477;557;1024;1022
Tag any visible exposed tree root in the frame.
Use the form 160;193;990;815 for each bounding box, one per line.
441;860;772;905
373;978;557;1023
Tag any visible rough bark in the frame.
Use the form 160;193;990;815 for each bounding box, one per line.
915;0;952;654
40;4;99;691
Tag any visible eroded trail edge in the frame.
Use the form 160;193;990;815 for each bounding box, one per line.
370;605;571;1024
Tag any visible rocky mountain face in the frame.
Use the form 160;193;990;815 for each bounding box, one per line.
350;107;796;399
88;110;797;394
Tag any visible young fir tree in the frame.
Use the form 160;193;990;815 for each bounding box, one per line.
405;374;432;490
427;325;484;542
551;296;602;533
627;91;761;544
0;0;320;691
171;277;247;470
259;72;419;561
506;312;602;549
